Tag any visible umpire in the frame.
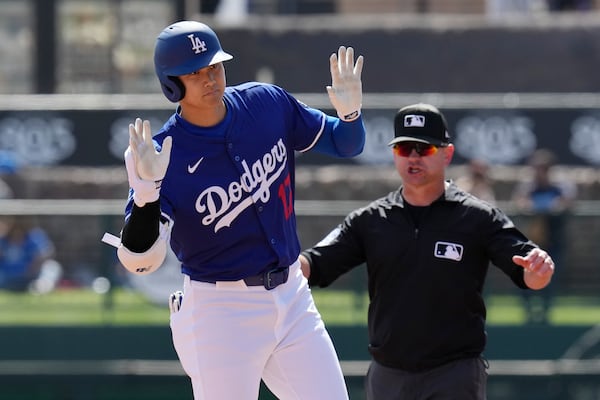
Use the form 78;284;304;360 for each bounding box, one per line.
299;103;555;400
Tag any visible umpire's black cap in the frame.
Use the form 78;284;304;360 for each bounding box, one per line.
388;103;450;147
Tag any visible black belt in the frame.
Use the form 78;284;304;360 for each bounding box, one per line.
243;266;289;290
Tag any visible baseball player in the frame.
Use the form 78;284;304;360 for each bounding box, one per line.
299;103;555;400
112;20;365;399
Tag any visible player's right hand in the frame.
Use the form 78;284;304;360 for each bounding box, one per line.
128;118;172;182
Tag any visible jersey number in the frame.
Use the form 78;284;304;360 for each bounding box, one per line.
278;173;293;220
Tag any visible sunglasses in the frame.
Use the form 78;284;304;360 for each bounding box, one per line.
392;142;445;157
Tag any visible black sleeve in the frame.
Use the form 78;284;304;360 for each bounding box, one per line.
302;217;366;288
487;206;533;289
121;200;161;253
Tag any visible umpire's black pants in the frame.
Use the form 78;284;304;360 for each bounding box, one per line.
365;357;488;400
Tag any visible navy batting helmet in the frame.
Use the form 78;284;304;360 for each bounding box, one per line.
154;21;233;102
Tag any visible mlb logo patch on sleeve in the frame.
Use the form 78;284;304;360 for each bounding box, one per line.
434;241;463;261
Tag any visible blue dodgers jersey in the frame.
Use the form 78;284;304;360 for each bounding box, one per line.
126;82;326;282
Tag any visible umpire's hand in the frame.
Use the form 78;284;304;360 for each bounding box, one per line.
513;248;555;290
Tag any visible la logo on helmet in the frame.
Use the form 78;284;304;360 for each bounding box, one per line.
187;34;207;54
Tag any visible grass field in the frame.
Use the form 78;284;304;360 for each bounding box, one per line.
0;287;599;326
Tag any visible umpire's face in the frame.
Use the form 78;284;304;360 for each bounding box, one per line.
393;141;454;190
179;62;227;108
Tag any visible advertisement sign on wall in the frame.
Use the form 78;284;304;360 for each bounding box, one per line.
1;107;600;167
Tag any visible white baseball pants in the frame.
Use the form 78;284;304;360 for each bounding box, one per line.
170;260;349;399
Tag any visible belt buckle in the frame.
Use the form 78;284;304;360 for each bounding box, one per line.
263;267;287;290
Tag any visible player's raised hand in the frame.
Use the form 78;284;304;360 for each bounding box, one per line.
326;46;364;122
128;118;172;182
512;248;555;290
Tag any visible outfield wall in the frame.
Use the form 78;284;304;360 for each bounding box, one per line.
0;325;598;400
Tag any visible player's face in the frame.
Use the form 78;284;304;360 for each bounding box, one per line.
179;63;226;108
392;141;454;188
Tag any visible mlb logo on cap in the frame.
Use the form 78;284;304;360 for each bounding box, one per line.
404;115;426;128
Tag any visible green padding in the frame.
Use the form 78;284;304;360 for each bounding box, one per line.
0;325;593;362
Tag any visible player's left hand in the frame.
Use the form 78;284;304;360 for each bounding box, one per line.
326;46;364;122
513;248;555;279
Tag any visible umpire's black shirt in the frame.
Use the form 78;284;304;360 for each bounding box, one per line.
303;181;534;372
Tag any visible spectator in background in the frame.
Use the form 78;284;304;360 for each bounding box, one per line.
512;148;576;323
0;216;62;294
0;150;19;199
455;158;497;205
